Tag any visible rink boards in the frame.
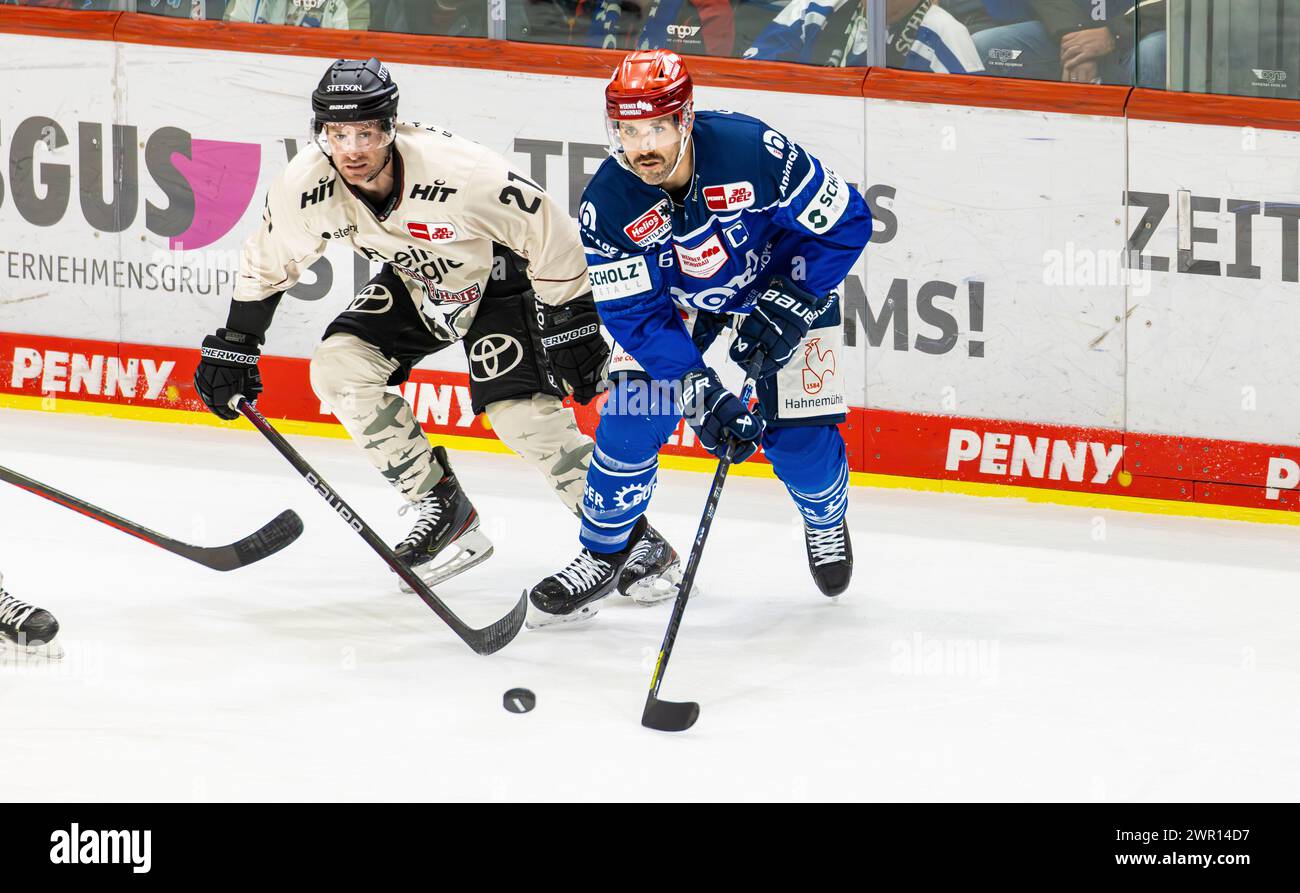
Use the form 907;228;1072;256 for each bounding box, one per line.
1;18;1299;524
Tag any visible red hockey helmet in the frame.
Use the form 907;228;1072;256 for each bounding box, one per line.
605;49;694;121
604;49;695;180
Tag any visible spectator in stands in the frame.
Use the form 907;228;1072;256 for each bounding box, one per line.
137;0;208;18
968;0;1166;86
517;0;582;45
370;0;536;39
223;0;370;28
583;0;736;57
744;0;984;72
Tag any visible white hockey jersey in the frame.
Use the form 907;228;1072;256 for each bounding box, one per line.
234;122;589;343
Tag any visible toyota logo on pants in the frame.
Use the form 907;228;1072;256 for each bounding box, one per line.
469;334;524;381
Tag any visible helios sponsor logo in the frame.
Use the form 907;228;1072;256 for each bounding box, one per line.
945;428;1124;484
50;823;151;874
623;200;672;246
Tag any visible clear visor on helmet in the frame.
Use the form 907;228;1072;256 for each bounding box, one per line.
313;118;396;155
605;104;693;175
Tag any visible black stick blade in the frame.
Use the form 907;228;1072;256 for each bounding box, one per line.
642;698;701;732
229;510;306;569
171;509;305;571
464;590;528;656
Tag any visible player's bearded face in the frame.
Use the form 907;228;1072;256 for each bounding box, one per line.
323;121;393;183
617;115;682;185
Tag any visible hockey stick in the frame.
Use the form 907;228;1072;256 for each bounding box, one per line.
0;463;304;572
642;358;762;732
236;398;526;656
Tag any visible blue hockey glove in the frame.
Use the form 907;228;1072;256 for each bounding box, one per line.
729;275;830;379
680;367;765;463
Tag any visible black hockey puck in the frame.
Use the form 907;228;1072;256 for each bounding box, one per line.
503;688;536;714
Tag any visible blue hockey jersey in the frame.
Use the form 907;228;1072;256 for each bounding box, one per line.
580;110;872;382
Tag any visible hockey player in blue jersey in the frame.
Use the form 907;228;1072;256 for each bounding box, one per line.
526;49;873;627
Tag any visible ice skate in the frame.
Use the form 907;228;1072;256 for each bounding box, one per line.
395;446;494;591
0;575;63;661
804;520;852;597
527;517;648;627
616;521;699;606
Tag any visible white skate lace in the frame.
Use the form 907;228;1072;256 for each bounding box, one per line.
0;589;36;631
807;525;847;566
622;538;654;573
397;496;443;548
556;551;611;595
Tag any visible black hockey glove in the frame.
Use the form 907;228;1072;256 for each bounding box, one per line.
538;293;610;405
680;367;765;464
729;275;830;379
195;328;262;421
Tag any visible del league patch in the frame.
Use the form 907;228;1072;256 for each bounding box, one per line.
703;181;755;213
407;221;457;242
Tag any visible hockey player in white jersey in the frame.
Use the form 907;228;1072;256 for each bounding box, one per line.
194;58;683;592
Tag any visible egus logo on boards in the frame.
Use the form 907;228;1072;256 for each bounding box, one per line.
0;116;262;251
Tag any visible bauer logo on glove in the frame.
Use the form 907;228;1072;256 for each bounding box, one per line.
729;275;830;379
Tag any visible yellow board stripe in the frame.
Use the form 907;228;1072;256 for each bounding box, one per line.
4;392;1299;528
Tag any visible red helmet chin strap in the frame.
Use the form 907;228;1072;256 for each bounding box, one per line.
660;105;695;183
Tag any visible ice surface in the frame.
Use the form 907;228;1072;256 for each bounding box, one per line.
2;407;1299;801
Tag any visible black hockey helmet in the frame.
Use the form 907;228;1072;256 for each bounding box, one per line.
311;57;400;125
